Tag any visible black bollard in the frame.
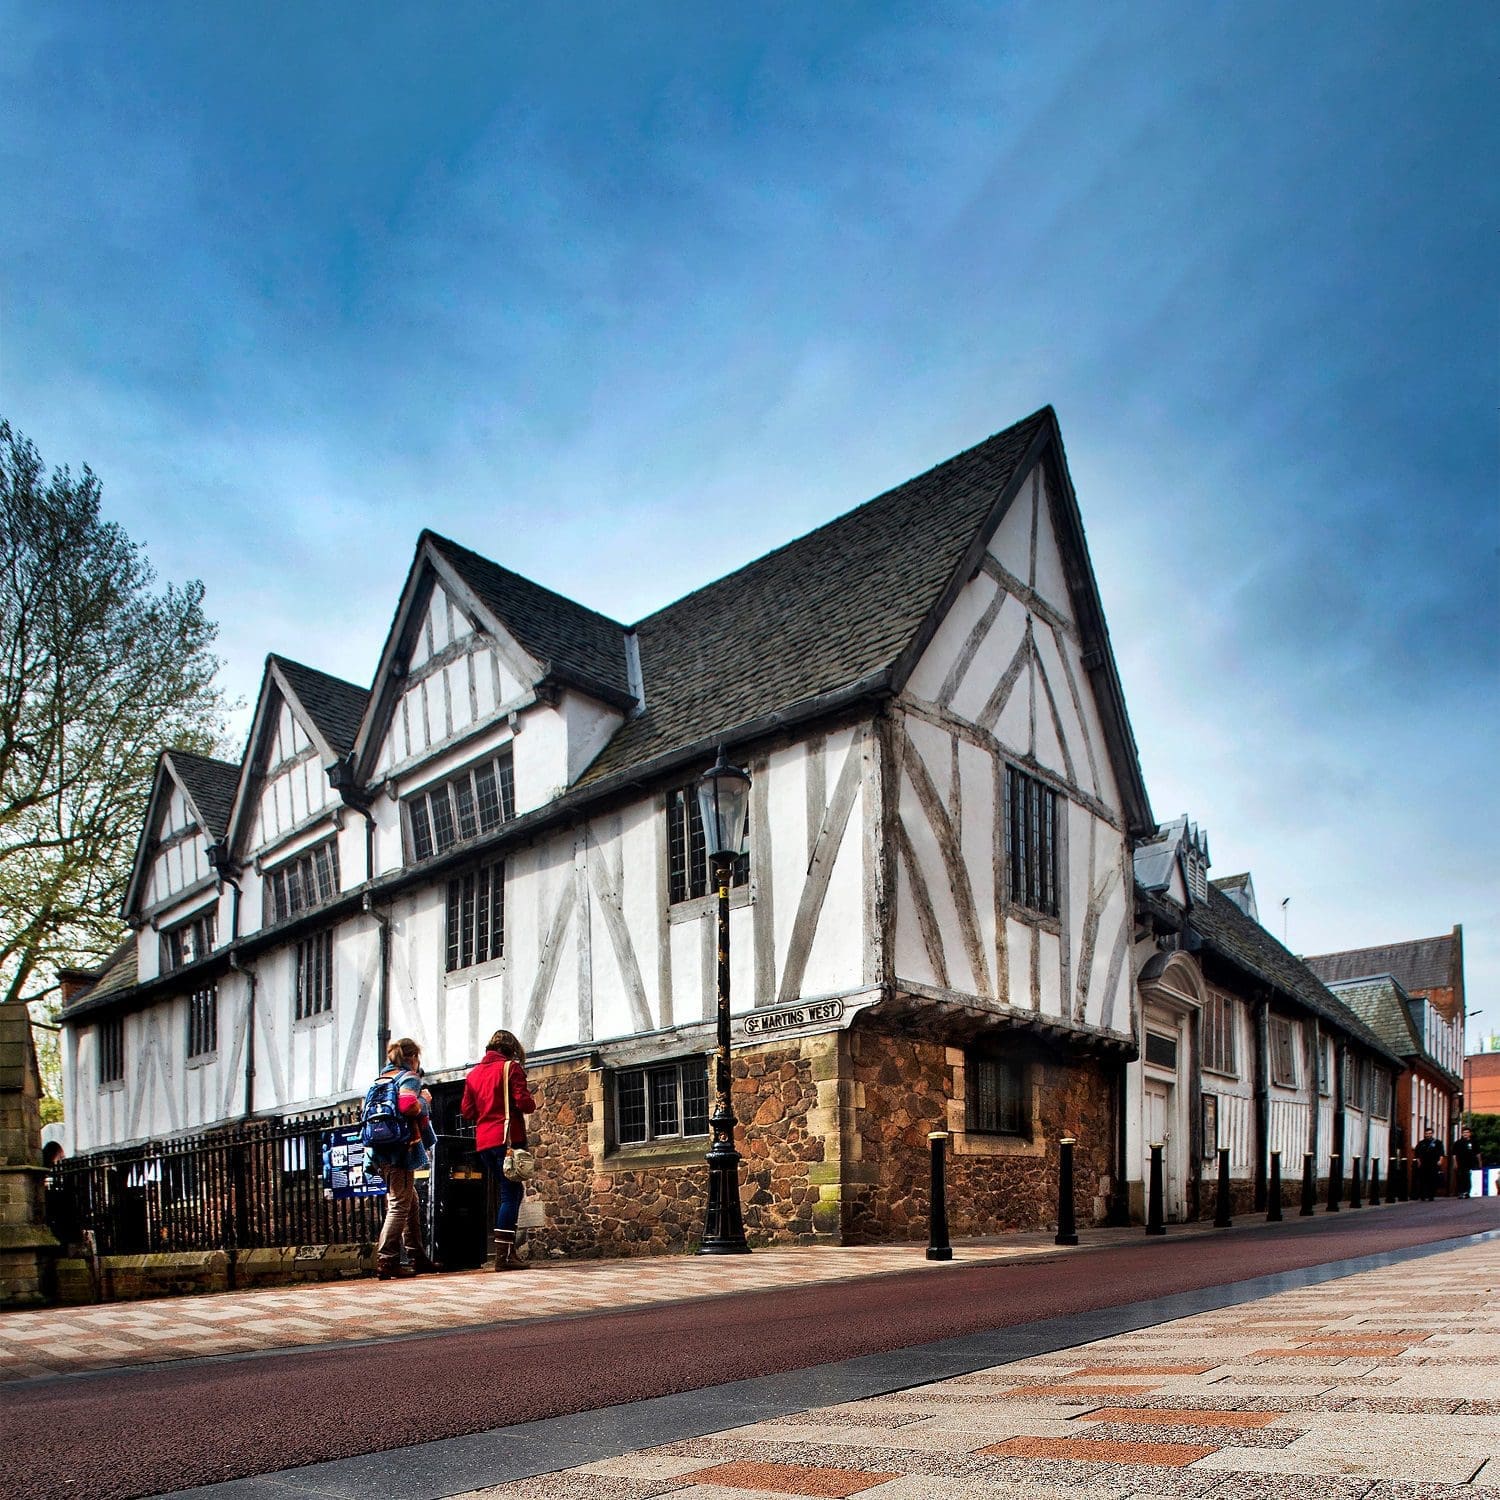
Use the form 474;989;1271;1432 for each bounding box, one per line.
1369;1156;1381;1207
1484;1166;1491;1198
1300;1151;1316;1216
1349;1155;1363;1209
1146;1143;1166;1235
1400;1153;1411;1202
926;1131;952;1261
1055;1136;1079;1246
1214;1146;1233;1228
1267;1150;1284;1222
1327;1153;1342;1212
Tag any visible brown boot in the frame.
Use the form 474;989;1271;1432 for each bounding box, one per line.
377;1259;415;1281
493;1229;529;1270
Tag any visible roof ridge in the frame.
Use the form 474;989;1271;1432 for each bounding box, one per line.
165;746;240;772
423;530;630;633
270;653;369;694
628;408;1055;632
1304;933;1453;960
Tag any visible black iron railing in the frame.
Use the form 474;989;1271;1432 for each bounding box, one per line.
51;1110;386;1256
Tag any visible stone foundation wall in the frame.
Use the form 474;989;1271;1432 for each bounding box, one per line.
525;1036;832;1259
841;1024;1118;1244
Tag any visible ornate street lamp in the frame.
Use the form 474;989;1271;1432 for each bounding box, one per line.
696;749;752;1255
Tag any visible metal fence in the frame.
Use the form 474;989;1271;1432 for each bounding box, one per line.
51;1111;386;1256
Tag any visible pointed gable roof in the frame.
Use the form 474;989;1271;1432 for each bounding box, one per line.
350;532;635;780
574;407;1153;834
223;656;370;857
1327;975;1426;1060
1305;931;1461;995
272;657;369;760
425;533;632;705
121;749;241;918
159;750;239;841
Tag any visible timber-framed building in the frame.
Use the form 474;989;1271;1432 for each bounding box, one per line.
61;407;1165;1255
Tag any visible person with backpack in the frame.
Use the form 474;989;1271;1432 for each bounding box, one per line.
364;1037;438;1279
461;1029;537;1270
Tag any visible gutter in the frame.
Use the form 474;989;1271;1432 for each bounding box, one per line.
63;669;896;1025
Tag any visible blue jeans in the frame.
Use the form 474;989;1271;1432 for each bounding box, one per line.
480;1146;524;1231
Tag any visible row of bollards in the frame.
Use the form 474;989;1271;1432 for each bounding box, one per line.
923;1133;1430;1257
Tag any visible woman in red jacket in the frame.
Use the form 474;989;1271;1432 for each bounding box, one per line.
461;1029;536;1270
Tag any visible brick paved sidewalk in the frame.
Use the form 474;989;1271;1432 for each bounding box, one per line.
471;1239;1500;1500
1;1230;1105;1383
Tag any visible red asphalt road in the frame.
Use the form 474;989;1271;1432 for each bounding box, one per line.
4;1200;1496;1500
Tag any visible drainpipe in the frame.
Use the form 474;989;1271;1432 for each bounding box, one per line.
1253;997;1270;1212
332;760;388;1072
230;953;257;1119
364;892;391;1071
1109;1056;1131;1225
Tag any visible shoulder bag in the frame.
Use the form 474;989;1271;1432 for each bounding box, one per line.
501;1061;537;1182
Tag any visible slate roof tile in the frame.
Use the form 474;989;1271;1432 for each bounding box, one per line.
60;940;138;1013
272;657;369;759
579;408;1052;784
1304;935;1456;994
1187;885;1401;1065
1327;977;1425;1059
427;532;632;702
166;750;240;841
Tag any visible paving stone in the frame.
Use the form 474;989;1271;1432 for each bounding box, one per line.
679;1459;899;1495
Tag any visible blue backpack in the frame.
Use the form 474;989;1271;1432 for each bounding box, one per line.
360;1070;413;1150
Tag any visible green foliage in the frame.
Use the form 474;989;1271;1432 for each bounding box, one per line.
38;1092;64;1127
1463;1113;1500;1160
0;420;227;1019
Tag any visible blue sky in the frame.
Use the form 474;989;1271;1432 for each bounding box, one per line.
3;3;1496;1033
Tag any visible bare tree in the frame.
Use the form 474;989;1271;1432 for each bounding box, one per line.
0;420;227;1034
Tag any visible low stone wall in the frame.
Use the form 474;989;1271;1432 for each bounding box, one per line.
52;1243;376;1304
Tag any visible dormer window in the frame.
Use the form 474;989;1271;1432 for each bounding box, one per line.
405;750;515;862
266;839;341;924
161;910;216;972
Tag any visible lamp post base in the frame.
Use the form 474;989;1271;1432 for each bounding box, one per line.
698;1107;750;1255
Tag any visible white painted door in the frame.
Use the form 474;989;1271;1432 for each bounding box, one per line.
1144;1078;1184;1221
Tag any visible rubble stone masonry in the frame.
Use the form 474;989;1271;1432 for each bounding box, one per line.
519;1019;1118;1257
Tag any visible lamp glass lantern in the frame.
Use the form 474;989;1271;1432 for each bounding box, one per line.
696;753;751;864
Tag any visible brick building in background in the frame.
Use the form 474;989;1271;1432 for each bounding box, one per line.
1306;928;1465;1153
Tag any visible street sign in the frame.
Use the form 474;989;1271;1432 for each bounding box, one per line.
742;998;844;1038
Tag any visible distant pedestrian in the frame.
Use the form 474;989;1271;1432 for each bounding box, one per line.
1413;1129;1445;1202
462;1029;537;1271
364;1038;439;1280
1451;1127;1483;1199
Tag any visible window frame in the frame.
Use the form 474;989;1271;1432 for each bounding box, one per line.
1201;989;1239;1078
294;929;335;1022
186;985;218;1060
403;749;516;864
965;1051;1030;1139
1003;765;1060;919
97;1016;125;1087
1369;1065;1392;1119
612;1056;711;1147
160;909;216;973
666;779;748;906
1269;1015;1299;1089
445;858;506;973
265;838;341;926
